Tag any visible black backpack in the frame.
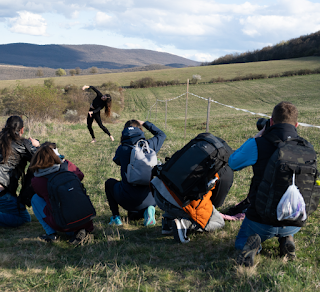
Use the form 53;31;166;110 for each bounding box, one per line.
154;133;230;206
255;133;320;227
46;162;96;229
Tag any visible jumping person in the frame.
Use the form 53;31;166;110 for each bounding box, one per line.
105;120;166;226
0;116;40;228
30;142;94;244
82;85;114;143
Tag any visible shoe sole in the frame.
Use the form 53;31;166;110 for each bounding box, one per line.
144;206;156;226
237;234;261;267
172;219;190;243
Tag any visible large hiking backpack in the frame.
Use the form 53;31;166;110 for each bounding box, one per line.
126;139;158;185
46;162;96;229
255;133;320;227
153;133;230;206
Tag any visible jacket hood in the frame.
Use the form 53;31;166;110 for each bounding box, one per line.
263;123;298;141
121;126;145;145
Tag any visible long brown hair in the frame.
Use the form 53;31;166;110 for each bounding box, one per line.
29;142;61;172
0;116;24;163
104;94;112;117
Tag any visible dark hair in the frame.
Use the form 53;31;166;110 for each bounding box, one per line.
123;120;143;131
0;116;24;163
272;101;298;125
29;142;61;172
103;94;112;117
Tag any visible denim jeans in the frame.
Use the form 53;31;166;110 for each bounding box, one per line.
0;193;31;227
31;194;56;235
235;216;301;250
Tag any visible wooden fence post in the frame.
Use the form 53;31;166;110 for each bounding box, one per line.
206;97;211;133
184;79;189;139
165;99;167;130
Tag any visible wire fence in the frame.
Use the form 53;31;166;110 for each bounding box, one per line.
145;80;320;139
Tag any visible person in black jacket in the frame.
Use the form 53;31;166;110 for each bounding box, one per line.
229;102;303;266
105;120;166;226
0;116;39;227
82;85;114;143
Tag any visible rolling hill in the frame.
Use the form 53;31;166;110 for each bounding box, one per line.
0;43;200;70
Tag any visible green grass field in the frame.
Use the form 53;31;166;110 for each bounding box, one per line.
1;56;320;90
1;63;320;291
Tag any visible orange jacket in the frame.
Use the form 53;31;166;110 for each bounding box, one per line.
164;173;219;229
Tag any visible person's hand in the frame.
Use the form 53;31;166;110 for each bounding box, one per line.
253;126;265;138
137;120;145;126
82;85;89;91
88;111;93;117
29;137;40;147
110;135;114;142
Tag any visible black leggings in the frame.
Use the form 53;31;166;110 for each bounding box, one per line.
105;178;120;216
87;111;111;139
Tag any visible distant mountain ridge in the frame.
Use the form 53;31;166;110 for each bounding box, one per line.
0;43;200;69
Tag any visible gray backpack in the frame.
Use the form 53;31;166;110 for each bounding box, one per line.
126;140;157;185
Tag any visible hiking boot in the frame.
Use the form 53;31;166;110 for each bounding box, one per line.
279;235;296;259
162;217;173;235
39;233;58;243
172;218;190;243
237;234;261;267
109;215;123;226
69;229;87;246
144;206;156;226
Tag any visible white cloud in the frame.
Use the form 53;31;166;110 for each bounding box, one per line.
8;11;47;36
124;43;142;49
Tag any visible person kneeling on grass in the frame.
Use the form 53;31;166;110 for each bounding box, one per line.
228;102;308;267
30;142;94;245
105;120;166;226
151;136;234;243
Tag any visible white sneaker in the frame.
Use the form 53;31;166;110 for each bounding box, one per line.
172;218;190;243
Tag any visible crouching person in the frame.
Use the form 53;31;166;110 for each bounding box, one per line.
105;120;166;226
151;133;234;243
229;102;317;267
30;142;95;245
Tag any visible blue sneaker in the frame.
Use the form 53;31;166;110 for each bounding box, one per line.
109;215;123;226
144;206;156;226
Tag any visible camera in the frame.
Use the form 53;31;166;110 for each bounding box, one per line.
256;118;270;131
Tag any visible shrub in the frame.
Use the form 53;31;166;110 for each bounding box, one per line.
69;69;76;76
89;67;98;74
55;68;66;77
191;75;201;84
75;67;81;75
44;79;55;88
1;85;66;121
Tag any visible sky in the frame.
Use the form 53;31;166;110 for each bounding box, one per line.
1;0;320;63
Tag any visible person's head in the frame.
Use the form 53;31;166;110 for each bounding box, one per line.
123;120;143;131
271;101;298;127
0;116;24;163
29;142;62;172
120;120;143;143
102;94;112;117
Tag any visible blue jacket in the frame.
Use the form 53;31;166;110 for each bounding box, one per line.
113;121;166;211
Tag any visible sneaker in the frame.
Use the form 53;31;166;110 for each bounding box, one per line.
279;235;296;259
237;234;261;267
109;215;123;226
162;217;173;235
39;233;58;243
143;206;156;226
172;218;190;243
69;229;87;246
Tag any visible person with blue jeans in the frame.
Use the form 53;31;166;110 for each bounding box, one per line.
105;120;166;226
229;102;303;267
0;116;40;228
